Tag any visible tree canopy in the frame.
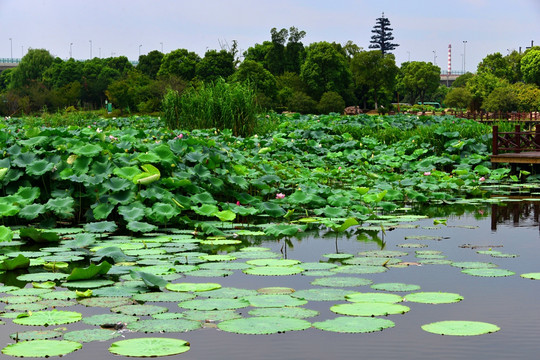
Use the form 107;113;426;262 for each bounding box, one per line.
369;13;399;55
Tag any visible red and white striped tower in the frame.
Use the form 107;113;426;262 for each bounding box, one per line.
448;44;452;74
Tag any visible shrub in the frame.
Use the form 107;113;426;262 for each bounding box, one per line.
317;91;345;114
287;91;317;114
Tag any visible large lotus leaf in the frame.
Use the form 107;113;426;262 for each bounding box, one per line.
64;328;122;343
17;272;68;282
218;316;311;334
19;227;60;243
113;166;142;181
111;304;168;316
92;202;115;220
118;202;146;221
297;262;338;271
311;277;372;287
15;186;41;206
248;307;319;319
26;159;55;176
259;202;286;217
244;266;304;276
151;144;176;164
12;152;37;167
132;292;195;303
18;203;46;220
521;272;540;280
72;144;103;157
0;202;19;217
287;191;313;205
215;210;236;222
82;313;139;326
19;135;49;148
314;316;395;333
331;265;387;274
0;254;30;270
130;271;168;290
264;224;306;237
133;164;161;185
45;197;75;219
331;302;410;316
126;221;158;233
127;318;201;333
9;329;63;341
314;206;347;218
451;261;498;269
84;221;118;233
245;294;308;307
13;310;82;326
72;156;91;175
357;250;408;258
193;204;219;217
103;177;134;192
0;225;13;242
136;152;162;163
181;309;240;322
197;287;257;299
228;175;249;190
461;268;515;277
147;202;179;223
178;298;250;311
2;340;82;357
109;338;190;357
291;288;356;301
421;320;500;336
166;282;222;292
92;246;135;263
404;292;463;304
371;283;422;292
66;262;112;282
62;279;115;289
78;297;135;308
345;292;403;303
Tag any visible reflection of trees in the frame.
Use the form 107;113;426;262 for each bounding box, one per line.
491;201;540;230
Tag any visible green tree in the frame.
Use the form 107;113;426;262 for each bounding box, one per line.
43;58;83;89
466;72;501;111
230;60;277;100
10;49;55;88
287;91;317;114
351;50;398;109
137;50;164;79
401;61;440;105
300;41;352;101
106;70;151;113
266;27;289;75
317;91;345;114
444;87;473;109
284;27;306;73
512;82;540;112
105;56;134;76
0;68;14;91
196;49;235;82
451;72;474;88
157;49;201;81
521;49;540;86
482;83;517;113
477;52;514;81
243;41;273;65
369;13;399;55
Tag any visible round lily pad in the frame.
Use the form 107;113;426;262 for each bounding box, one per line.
198;287;258;299
82;313;140;326
346;292;403;303
228;251;281;259
396;243;428;248
292;288;355;301
297;262;337;271
111;304;168;316
421;320;500;336
5;303;47;312
2;340;82;357
302;270;335;277
451;261;498;269
0;295;41;304
166;282;221;292
199;239;241;245
9;288;53;296
64;328;121;343
245;294;308;307
13;310;82;326
343;257;401;266
9;330;63;341
521;272;540;280
178;298;250;311
313;316;395;333
417;259;452;265
243;266;304;276
198;254;237;262
461;268;515;277
78;297;135;308
218;316;311;334
17;273;69;282
109;337;190;357
331;302;410;316
331;265;387;274
182;309;241;322
199;262;251;271
357;250;408;257
132;292;196;302
248;307;319;319
186;269;233;277
322;253;354;260
311;276;373;287
152;312;185;320
127;318;201;333
257;287;295;295
246;259;301;267
404;292;464;304
62;279;115;289
371;283;421;292
39;291;78;301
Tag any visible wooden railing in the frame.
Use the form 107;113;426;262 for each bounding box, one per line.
492;125;540;155
451;111;540;122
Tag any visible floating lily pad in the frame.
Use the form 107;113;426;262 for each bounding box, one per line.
198;262;251;271
246;294;308;307
257;287;295;295
229;251;281;259
331;302;410;316
371;283;421;292
13;310;82;326
186;269;233;277
346;292;403;303
244;266;304;276
82;313;139;326
292;288;355;301
5;302;47;312
39;291;78;301
404;235;444;241
451;261;498;269
520;272;540;280
331;265;387;274
2;340;82;357
166;282;222;292
246;259;301;267
111;304;168;316
344;257;401;266
127;318;201;333
62;279;115;289
313;316;395;333
404;292;463;304
17;272;69;282
182;309;241;322
199;287;258;299
396;243;428;248
200;239;241;245
302;270;336;277
322;253;354;260
311;276;373;287
78;297;135;308
297;262;337;271
0;295;41;304
357;250;408;257
178;298;250;311
421;320;500;336
417;259;452;265
248;307;319;319
198;254;237;262
36;299;76;308
132;292;196;302
64;328;121;343
218;316;311;334
9;329;63;341
109;337;190;357
90;286;143;297
461;268;515;277
152;312;185;320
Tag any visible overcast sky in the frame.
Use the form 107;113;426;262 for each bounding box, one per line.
1;0;538;72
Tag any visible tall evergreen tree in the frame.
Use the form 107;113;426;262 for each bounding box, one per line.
369;13;399;56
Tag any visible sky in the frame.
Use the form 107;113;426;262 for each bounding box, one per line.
0;0;538;73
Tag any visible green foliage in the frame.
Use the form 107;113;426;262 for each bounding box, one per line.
482;83;517;112
369;13;399;55
444;87;473;109
317;91;345;114
10;49;55;88
196;50;235;82
352;51;398;109
230;60;277;100
287;91;317;114
451;72;474;88
137;50;164;79
521;49;540;86
401;61;441;104
157;48;200;81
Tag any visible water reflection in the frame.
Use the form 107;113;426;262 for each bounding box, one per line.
491;201;540;230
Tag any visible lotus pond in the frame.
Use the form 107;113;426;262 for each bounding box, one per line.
0;114;539;359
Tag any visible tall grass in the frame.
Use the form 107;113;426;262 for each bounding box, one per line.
162;79;259;137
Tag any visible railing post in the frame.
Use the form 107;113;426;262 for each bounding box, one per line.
492;125;499;155
535;123;540;150
515;124;521;153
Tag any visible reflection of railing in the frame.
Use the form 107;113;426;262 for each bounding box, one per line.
0;58;21;63
491;201;540;231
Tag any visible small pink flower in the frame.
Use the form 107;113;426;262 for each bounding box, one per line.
236;201;240;206
424;171;431;176
479;177;485;182
109;135;118;141
174;133;183;140
338;166;342;170
478;209;484;215
276;193;286;200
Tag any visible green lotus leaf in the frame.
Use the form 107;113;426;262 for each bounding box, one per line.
264;224;306;237
182;309;240;322
193;204;219;217
166;282;222;292
259;202;286;217
178;298;250;311
132;292;195;302
39;290;77;300
322;253;354;260
136;152;162;163
45;196;75;219
18;272;68;282
0;202;19;217
461;268;515;277
228;175;249;190
0;295;41;304
197;287;257;299
0;225;13;242
345;292;404;303
113;166;142;181
147;202;179;223
118;202;146;221
0;167;8;180
190;192;216;205
15;186;41;206
9;329;63;341
13;310;82;326
126;221;158;233
66;262;112;282
78;297;134;308
62;279;115;289
331;302;411;316
313;316;395;333
246;258;301;267
0;254;30;270
245;294;308;307
421;320;500;336
243;266;304;276
343;257;402;266
256;287;295;295
199;239;241;246
64;328;122;343
218;316;311;334
111;304;168;316
331;265;387;274
26;159;55;176
133;164;161;185
19;227;60;243
18;203;46;220
199;254;237;262
357;250;408;258
72;144;103;157
32;281;56;289
103;177;133;192
404;292;463;304
84;221;118;233
63;233;96;248
248;307;319;319
2;340;82;357
12;152;37;167
109;337;190;357
127;318;201;333
291;288;356;301
451;261;498;269
371;283;422;292
297;262;338;271
215;210;236;222
521;272;540;280
82;313;139;326
130;270;168;290
92;246;135;263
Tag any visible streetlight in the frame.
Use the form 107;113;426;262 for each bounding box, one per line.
463;40;467;73
69;43;73;58
139;44;142;57
89;40;92;59
460;53;464;73
9;38;12;61
160;42;163;52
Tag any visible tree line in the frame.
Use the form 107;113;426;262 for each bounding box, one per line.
0;21;538;116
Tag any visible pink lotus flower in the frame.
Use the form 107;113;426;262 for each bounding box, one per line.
236;201;240;206
424;171;431;176
338;166;342;170
174;133;183;140
479;177;485;182
275;193;286;200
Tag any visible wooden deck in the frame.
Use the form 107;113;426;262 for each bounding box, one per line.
491;151;540;164
491;125;540;164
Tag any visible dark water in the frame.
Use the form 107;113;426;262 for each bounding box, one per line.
1;203;540;360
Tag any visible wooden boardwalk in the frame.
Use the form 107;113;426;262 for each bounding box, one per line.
491;125;540;164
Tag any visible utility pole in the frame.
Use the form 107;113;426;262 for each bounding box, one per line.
463;40;467;72
9;38;12;61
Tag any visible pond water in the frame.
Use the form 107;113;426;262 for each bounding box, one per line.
1;202;539;360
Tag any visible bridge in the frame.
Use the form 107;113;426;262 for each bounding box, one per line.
0;58;20;74
440;71;466;86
